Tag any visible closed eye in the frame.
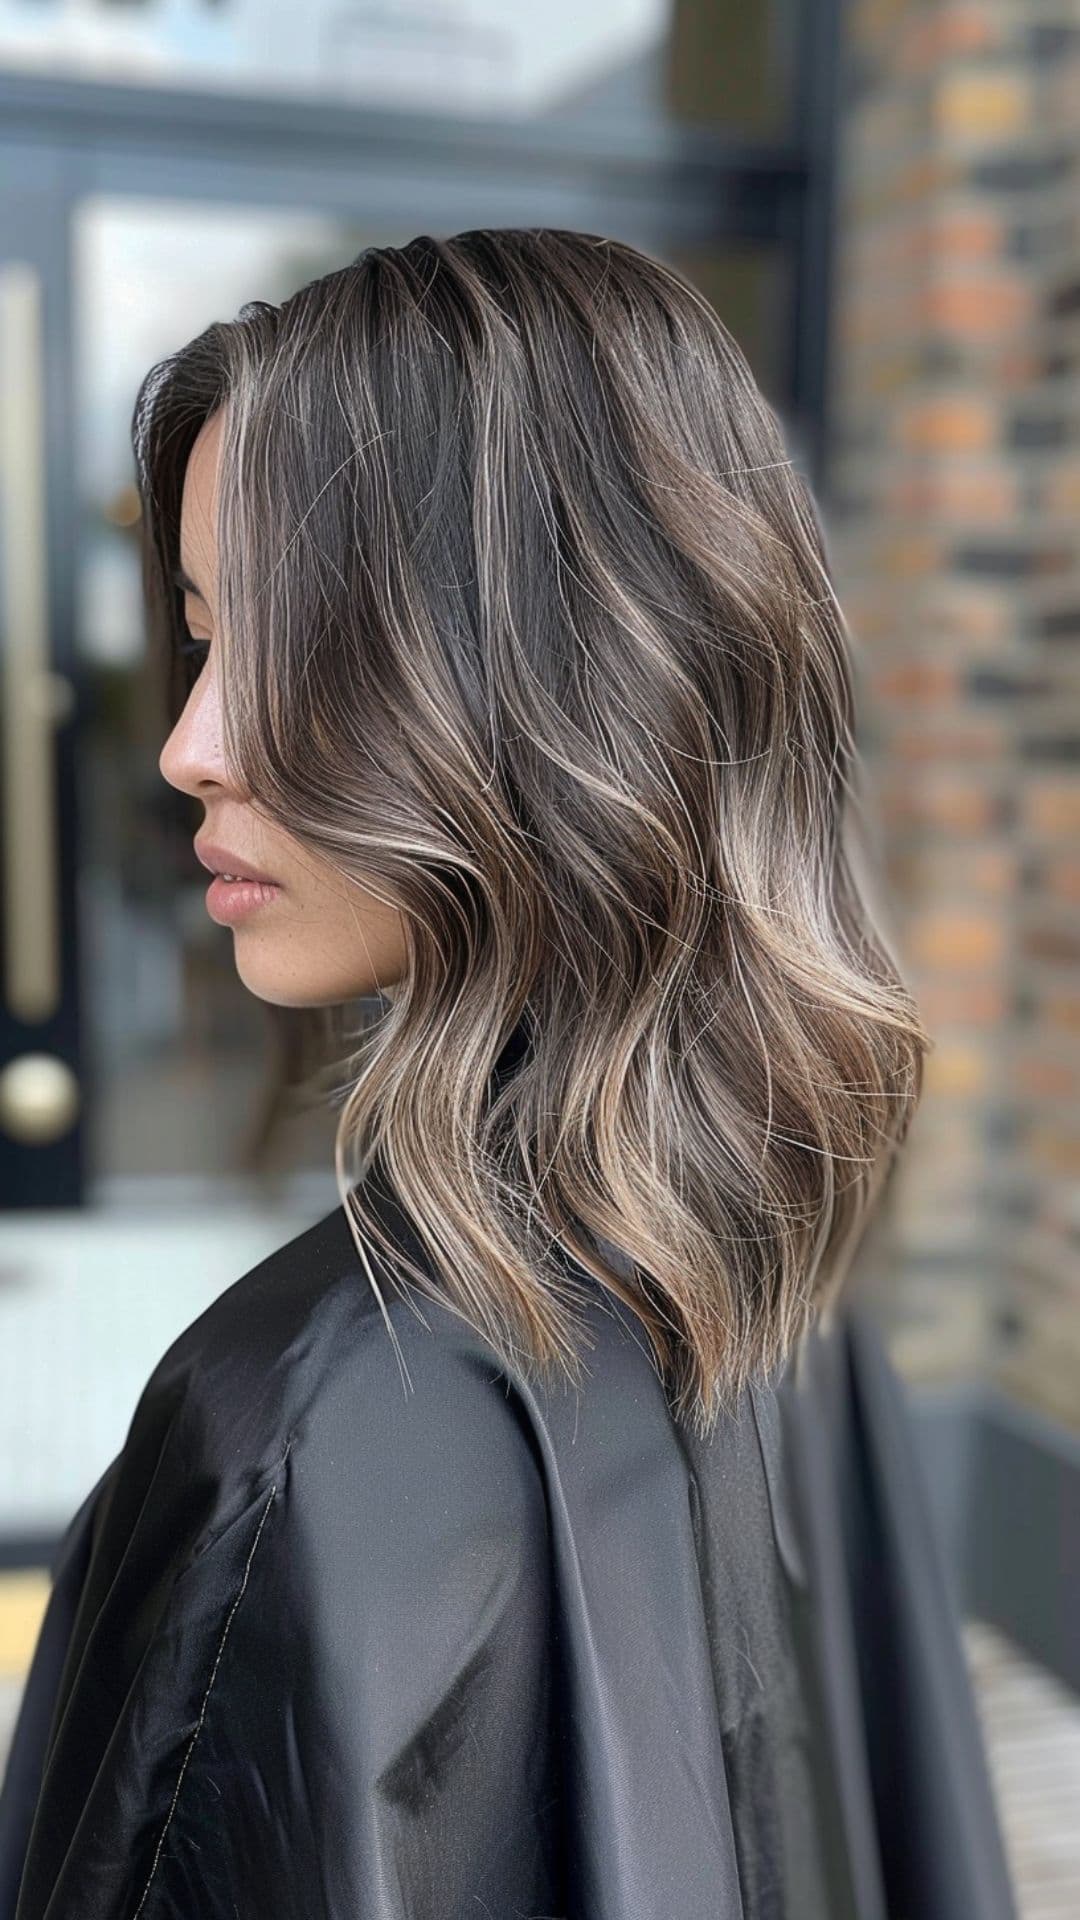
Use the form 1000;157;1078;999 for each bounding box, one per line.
178;635;211;690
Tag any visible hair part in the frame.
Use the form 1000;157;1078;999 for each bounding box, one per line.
132;227;930;1438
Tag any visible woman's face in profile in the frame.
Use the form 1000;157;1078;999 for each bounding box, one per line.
158;405;407;1010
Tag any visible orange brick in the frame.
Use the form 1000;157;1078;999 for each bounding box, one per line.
918;980;1005;1026
930;588;1013;646
1024;782;1080;837
924;275;1033;338
908;779;996;833
924;1045;988;1097
888;846;1016;900
884;471;934;516
867;351;924;398
898;395;997;454
935;72;1031;139
926;210;1002;260
1043;993;1080;1034
1016;1057;1077;1102
926;779;991;833
891;720;1007;762
909;911;1005;971
968;848;1017;894
995;341;1042;386
1042;463;1080;516
880;532;947;576
1027;1125;1080;1179
897;153;956;202
874;661;958;702
845;599;891;645
923;468;1019;519
1045;857;1080;902
937;8;999;60
922;4;999;63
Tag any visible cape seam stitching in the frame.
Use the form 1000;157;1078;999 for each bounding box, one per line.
129;1435;293;1916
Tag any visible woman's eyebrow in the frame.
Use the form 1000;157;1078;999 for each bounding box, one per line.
172;562;207;601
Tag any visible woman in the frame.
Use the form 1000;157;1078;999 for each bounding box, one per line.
0;230;1016;1919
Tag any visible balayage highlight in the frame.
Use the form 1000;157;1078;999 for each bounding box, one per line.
132;228;930;1439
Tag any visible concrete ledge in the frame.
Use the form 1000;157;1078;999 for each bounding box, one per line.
909;1382;1080;1696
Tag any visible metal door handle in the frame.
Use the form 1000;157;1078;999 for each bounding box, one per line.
1;258;71;1026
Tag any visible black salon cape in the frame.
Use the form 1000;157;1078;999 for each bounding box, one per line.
0;1176;1016;1914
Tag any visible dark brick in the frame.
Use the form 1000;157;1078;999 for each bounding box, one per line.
1019;853;1047;891
967;670;1012;699
922;340;970;378
953;542;1040;577
1007;214;1076;264
1021;474;1045;516
998;1185;1037;1223
968;668;1049;700
1021;734;1080;763
1026;24;1079;60
1034;544;1076;575
1037;606;1080;641
995;790;1019;833
1024;926;1080;966
970;152;1073;193
903;1249;994;1277
1050;278;1080;320
1006;226;1040;262
1007;412;1069;450
984;1110;1021;1150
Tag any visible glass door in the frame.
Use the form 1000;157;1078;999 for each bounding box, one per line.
0;79;801;1544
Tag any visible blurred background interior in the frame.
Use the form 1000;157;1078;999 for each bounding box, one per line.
1;3;1078;1911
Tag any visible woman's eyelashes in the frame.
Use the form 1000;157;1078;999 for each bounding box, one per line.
178;634;211;690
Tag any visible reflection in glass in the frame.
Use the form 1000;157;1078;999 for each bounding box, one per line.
0;2;796;135
73;199;398;1199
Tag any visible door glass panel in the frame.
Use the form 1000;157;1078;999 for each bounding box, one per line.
73;197;401;1205
0;2;797;138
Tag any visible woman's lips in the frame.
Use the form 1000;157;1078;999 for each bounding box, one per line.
194;839;282;886
204;874;283;925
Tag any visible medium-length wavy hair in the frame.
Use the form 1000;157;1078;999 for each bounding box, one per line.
132;227;929;1438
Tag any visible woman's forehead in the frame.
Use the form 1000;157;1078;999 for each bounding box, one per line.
179;411;224;598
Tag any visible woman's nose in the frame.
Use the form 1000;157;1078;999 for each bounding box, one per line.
158;669;228;801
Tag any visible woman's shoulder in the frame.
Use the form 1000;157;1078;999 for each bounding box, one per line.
2;1204;565;1917
55;1199;566;1700
107;1192;698;1593
124;1197;547;1528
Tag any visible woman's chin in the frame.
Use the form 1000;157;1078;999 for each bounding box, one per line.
232;945;388;1010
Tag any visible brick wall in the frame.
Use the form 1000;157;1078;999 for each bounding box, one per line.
828;0;1080;1427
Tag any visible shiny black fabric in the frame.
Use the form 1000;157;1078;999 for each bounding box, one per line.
0;1035;1017;1918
